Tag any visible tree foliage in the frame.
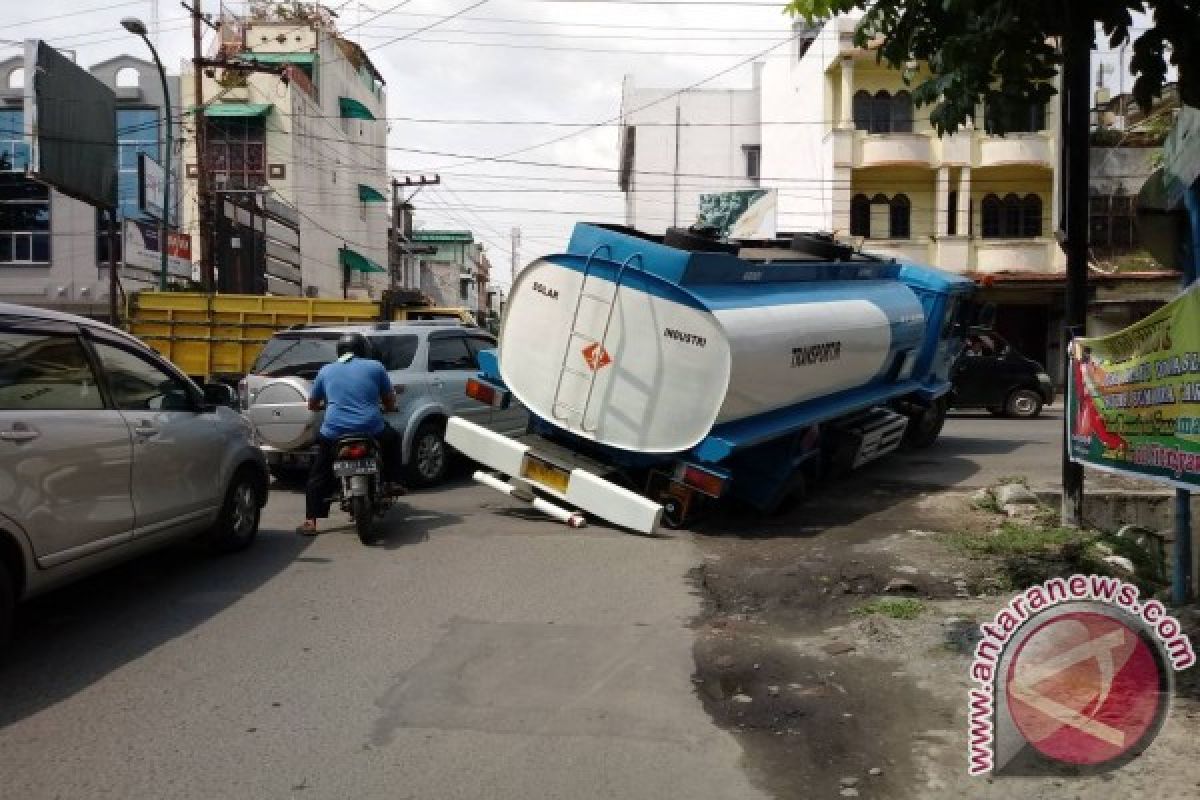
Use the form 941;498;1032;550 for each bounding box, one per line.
785;0;1200;134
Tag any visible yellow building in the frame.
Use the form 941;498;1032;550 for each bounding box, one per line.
760;17;1063;275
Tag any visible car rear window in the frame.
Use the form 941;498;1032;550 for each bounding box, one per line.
251;333;418;378
251;334;340;379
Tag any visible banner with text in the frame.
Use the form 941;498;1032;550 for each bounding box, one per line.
1067;282;1200;490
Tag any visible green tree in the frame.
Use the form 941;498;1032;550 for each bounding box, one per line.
786;0;1200;134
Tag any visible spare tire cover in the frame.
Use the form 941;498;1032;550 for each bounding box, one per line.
245;377;323;450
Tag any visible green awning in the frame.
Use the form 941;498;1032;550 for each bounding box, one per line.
358;184;387;204
339;96;376;121
201;102;272;118
237;52;317;66
339;247;386;274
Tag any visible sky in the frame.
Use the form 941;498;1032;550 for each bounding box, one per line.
0;1;1155;290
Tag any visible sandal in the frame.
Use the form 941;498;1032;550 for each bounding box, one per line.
295;520;319;536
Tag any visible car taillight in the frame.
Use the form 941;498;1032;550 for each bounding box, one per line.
679;465;727;498
338;443;369;459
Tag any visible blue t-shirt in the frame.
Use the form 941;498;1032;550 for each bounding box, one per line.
310;356;393;439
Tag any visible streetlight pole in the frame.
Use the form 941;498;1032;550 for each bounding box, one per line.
122;17;172;291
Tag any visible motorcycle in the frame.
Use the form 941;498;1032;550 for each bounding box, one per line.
331;435;394;544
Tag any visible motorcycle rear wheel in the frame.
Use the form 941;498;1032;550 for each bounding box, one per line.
351;495;375;544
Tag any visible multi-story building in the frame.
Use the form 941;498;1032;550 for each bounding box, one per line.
0;53;182;318
180;2;390;298
411;229;492;318
618;72;763;231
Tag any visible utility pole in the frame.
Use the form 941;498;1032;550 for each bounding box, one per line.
185;1;212;289
391;174;440;290
511;226;521;280
1060;10;1093;526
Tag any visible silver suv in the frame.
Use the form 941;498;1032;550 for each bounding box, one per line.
242;322;526;486
0;303;268;643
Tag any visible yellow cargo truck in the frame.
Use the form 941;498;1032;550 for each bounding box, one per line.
127;291;477;382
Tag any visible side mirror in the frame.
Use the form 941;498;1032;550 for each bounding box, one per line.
203;383;238;409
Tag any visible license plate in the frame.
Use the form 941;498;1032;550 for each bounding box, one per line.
520;454;570;493
333;459;378;476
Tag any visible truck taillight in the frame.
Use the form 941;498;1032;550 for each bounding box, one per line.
680;465;727;498
338;443;369;459
466;378;508;408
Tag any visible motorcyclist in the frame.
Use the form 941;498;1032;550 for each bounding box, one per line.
296;332;405;536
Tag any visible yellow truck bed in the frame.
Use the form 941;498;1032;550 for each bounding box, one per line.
128;292;475;380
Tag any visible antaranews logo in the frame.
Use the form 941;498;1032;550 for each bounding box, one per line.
967;574;1195;776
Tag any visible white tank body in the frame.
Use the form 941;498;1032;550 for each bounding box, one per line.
500;257;924;454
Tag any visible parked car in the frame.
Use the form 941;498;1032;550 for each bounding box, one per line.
0;303;268;644
950;329;1055;418
242;322;528;487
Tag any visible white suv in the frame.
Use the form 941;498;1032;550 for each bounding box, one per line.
243;322;527;486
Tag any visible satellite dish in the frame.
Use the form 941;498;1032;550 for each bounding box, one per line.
1136;167;1187;268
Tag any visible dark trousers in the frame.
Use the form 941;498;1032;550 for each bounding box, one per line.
305;424;403;519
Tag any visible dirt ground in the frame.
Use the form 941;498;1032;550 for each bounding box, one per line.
687;473;1200;800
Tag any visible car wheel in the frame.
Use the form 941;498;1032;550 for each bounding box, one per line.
1006;389;1043;419
208;468;263;553
0;560;14;647
407;420;450;487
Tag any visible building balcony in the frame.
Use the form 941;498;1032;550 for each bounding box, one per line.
858;133;933;167
860;238;933;264
973;238;1057;273
975;133;1054;168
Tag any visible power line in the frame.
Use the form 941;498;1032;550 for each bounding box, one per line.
364;0;490;52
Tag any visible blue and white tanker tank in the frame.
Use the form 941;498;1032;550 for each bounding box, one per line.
499;223;975;463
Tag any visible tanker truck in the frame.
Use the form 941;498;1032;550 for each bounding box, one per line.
445;223;978;533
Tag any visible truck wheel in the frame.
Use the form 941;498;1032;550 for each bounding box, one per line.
1006;389;1043;419
207;468;262;553
407;420;450;487
903;399;947;449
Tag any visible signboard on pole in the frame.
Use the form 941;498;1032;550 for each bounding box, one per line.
1067;282;1200;490
696;189;777;239
138;153;165;220
23;39;117;209
123;220;192;279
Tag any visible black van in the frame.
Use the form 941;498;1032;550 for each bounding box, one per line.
950;329;1055;418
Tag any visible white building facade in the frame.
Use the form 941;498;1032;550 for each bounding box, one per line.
181;4;390;298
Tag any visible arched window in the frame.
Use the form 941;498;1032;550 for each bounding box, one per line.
981;193;1002;238
1021;194;1043;237
852;90;872;132
850;193;871;237
892;90;913;133
1002;193;1022;238
7;67;24;90
872;90;892;133
889;194;911;239
115;66;140;89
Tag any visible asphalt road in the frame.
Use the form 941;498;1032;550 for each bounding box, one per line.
0;412;1064;799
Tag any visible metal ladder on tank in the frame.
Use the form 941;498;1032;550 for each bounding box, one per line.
550;250;644;432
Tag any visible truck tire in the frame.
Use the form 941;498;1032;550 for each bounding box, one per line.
407;419;450;487
1006;389;1043;419
207;468;263;553
903;398;947;449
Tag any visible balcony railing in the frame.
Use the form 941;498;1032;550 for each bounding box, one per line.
976;133;1054;168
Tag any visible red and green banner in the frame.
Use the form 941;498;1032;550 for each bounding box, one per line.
1067;283;1200;490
